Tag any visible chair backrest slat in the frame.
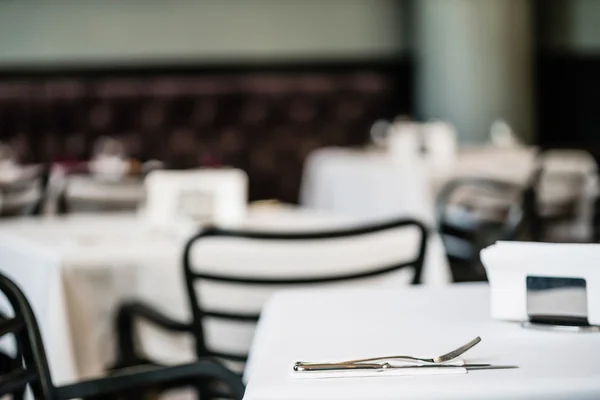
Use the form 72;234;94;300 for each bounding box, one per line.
0;316;24;336
0;368;38;395
202;310;259;322
193;259;418;285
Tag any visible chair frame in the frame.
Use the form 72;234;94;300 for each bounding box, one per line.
115;218;429;368
57;173;144;214
0;272;245;400
529;148;600;242
0;164;50;217
436;177;526;237
436;176;529;281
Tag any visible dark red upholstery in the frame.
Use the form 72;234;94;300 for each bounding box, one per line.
0;68;402;202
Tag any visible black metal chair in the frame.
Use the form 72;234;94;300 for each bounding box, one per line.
0;311;24;399
57;174;145;214
0;272;245;400
531;150;598;243
0;165;49;217
113;218;428;390
436;177;528;282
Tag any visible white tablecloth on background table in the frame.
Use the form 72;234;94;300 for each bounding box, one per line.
0;208;450;385
65;176;145;202
243;284;600;400
300;148;436;223
300;146;539;223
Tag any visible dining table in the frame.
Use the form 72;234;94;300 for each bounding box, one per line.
243;284;600;400
300;145;599;243
0;206;451;386
300;145;539;225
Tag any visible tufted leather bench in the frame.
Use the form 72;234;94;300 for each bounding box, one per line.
0;66;405;202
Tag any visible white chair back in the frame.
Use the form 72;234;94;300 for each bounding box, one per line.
186;220;426;371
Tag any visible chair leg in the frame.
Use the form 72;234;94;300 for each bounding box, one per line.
110;309;187;399
593;197;600;243
0;352;26;400
198;381;212;400
112;305;145;369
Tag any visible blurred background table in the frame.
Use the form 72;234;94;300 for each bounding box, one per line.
300;145;539;223
59;175;146;213
0;207;450;385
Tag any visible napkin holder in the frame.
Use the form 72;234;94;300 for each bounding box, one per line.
143;168;248;229
481;242;600;332
522;276;600;332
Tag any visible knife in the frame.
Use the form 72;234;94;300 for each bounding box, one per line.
293;362;519;372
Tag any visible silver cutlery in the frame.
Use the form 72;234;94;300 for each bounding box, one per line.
294;336;482;369
294;363;518;372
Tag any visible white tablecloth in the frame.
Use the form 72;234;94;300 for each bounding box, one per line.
243;284;600;400
300;146;539;223
65;176;145;202
300;148;436;223
0;208;450;385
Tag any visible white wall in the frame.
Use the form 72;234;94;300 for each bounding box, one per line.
570;0;600;50
541;0;600;52
0;0;406;65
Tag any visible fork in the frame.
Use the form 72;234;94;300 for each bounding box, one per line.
294;336;481;368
